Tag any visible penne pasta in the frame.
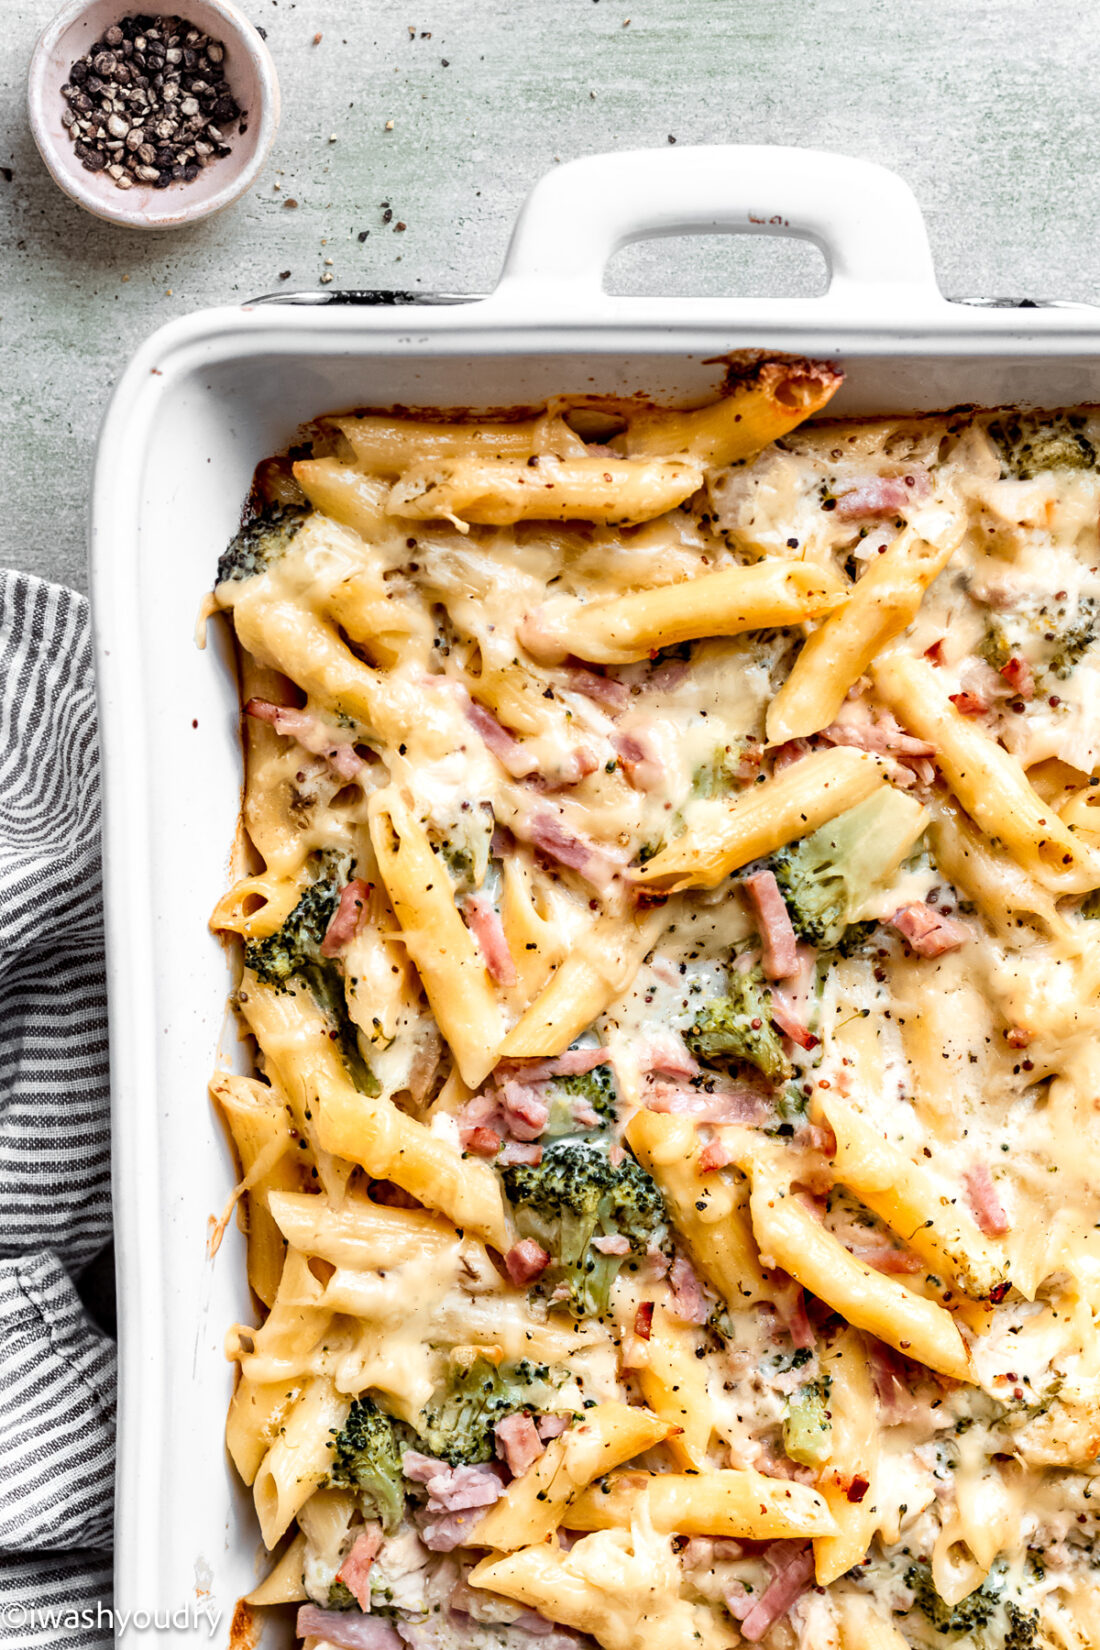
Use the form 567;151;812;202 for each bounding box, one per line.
211;1071;304;1307
621;360;843;466
252;1375;350;1548
566;1467;837;1540
473;1402;672;1551
469;1539;738;1650
315;1076;511;1252
225;1375;302;1487
766;512;965;743
524;559;846;667
331;412;544;473
387;453;705;530
630;746;889;892
832;1590;912;1650
498;912;662;1058
923;788;1079;949
246;1532;308;1605
874;650;1100;894
369;786;504;1086
635;1307;714;1470
625;1110;768;1308
820;1094;1009;1299
746;1160;974;1382
813;1331;879;1585
292;456;391;541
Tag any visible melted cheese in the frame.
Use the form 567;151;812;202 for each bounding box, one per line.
215;398;1100;1650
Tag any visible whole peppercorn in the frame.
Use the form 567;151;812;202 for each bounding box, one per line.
59;12;243;190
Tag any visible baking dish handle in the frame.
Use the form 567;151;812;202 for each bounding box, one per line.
492;145;945;313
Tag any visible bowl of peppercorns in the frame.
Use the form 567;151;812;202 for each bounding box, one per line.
28;0;279;227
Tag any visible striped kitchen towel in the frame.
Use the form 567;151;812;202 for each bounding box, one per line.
0;574;115;1646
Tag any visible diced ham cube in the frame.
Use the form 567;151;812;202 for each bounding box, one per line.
499;1080;550;1141
497;1140;543;1166
738;1542;817;1642
668;1255;708;1324
246;698;365;781
614;730;664;791
834;469;930;520
465;1126;502;1158
564;666;629;712
465;699;538;778
463;894;518;987
497;1048;610;1082
1000;655;1035;699
504;1239;551;1286
494;1412;544;1478
820;708;935;758
645;1082;769;1125
890;903;969;957
846;1242;922;1273
698;1139;733;1172
742;869;799;981
321;878;371;957
296;1605;402;1649
767;986;818;1050
949;691;988;716
964;1163;1011;1237
523;808;622;889
334;1523;384;1611
636;1034;699;1080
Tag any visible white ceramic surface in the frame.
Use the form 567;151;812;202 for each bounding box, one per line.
27;0;280;229
90;147;1100;1645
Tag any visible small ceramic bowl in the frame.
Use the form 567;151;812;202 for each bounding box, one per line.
28;0;280;228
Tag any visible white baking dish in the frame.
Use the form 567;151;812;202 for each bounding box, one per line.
90;145;1100;1646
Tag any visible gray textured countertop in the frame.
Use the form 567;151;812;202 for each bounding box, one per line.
2;0;1098;594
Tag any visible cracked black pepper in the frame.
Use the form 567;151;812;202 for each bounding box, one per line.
59;12;244;191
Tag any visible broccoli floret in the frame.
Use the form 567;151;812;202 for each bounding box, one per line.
987;414;1097;481
782;1383;832;1467
432;802;494;896
245;877;339;987
326;1581;357;1611
691;746;741;799
832;919;877;957
441;843;475;887
546;1061;618;1133
416;1357;555;1465
906;1562;1000;1633
501;1139;667;1319
1003;1604;1040;1650
765;1080;811;1138
1048;596;1099;679
244;862;379;1096
904;1560;1038;1645
329;1396;407;1531
769;787;928;950
978;622;1013;673
216;503;310;586
685;969;789;1083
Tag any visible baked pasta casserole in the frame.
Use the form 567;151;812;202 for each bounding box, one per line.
208;360;1100;1650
